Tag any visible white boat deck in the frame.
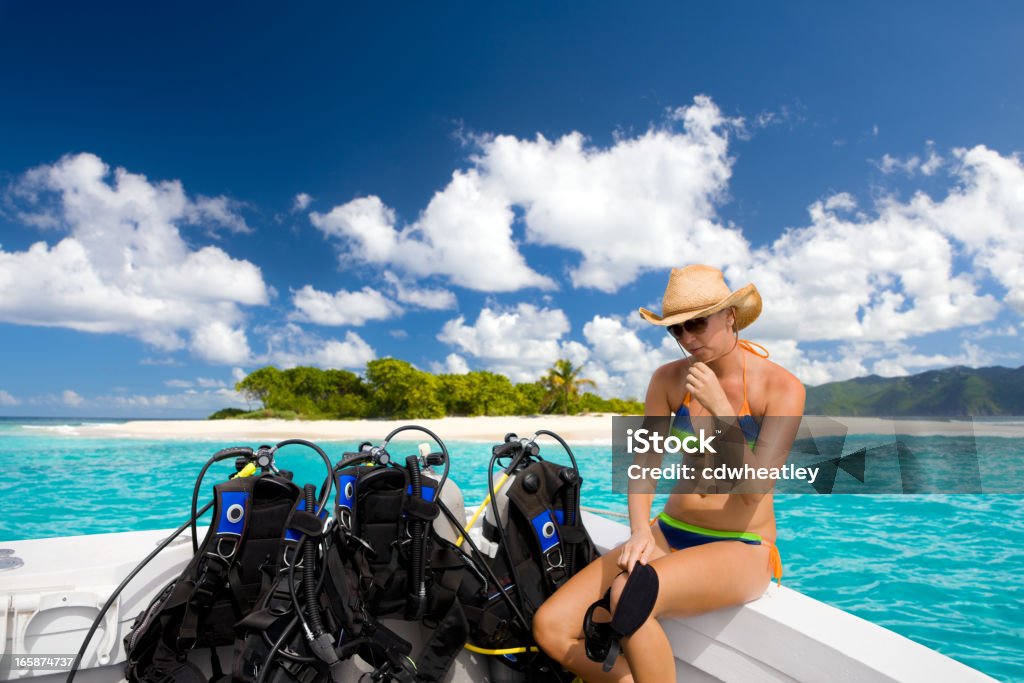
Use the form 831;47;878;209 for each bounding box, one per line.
0;513;998;682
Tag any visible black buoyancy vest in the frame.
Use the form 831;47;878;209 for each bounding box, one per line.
461;459;596;654
124;474;301;683
230;487;331;683
330;458;469;682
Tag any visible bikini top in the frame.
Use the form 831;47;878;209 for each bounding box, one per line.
672;340;769;449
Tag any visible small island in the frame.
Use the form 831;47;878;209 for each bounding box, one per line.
212;358;644;420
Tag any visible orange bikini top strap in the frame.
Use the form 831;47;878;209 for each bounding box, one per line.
737;339;769;358
738;339;768;416
682;341;768;414
742;348;748;407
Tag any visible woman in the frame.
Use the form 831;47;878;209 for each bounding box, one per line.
534;265;805;682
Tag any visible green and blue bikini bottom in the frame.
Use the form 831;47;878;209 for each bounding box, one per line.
654;511;783;585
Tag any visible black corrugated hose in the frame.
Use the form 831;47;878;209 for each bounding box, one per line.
406;454;426;620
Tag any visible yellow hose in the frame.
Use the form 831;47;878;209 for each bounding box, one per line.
455;471;511;547
463;642;539;655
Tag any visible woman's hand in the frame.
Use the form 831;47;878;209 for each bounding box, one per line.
618;526;656;572
685;362;732;416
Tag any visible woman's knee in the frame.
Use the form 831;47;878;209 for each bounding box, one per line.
608;570;628;612
535;553;620;649
533;599;570;648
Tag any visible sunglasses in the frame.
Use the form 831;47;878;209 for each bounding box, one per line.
667;317;709;338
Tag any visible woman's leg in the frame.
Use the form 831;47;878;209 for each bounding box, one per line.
619;536;772;682
533;538;669;683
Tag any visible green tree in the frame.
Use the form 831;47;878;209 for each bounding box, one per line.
472;371;520;415
208;407;249;420
322;369;369;418
224;357;646;419
233;366;370;418
579;392;644;415
439;371;522;416
280;366;328;417
366;358;445;419
514;381;546;415
540;359;596;415
236;366;284;410
438;373;476;415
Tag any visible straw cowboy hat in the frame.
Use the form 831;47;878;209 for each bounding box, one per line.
638;265;762;331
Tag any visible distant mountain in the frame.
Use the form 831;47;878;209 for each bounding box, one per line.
806;365;1024;416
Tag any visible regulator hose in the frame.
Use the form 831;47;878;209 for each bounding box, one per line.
301;483;322;636
405;454;427;620
269;438;334;515
381;424;450;494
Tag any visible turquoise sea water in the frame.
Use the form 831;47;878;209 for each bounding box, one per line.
0;419;1021;682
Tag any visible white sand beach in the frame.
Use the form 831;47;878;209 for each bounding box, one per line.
61;415;1024;441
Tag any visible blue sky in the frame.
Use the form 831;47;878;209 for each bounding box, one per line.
1;1;1022;417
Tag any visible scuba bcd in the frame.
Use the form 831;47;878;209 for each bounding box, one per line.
457;430;597;682
324;425;473;682
67;439;333;683
67;426;597;683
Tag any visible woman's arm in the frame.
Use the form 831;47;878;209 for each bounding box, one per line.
687;363;806;494
755;372;807;471
620;364;675;570
735;372;807;496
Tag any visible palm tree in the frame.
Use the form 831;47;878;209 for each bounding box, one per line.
540;359;596;415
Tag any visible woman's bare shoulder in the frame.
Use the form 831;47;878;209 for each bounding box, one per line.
645;358;690;414
650;357;691;385
759;356;803;387
755;355;806;412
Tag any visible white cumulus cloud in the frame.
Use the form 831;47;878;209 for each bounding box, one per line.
0;390;21;406
869;341;993;377
874;142;943;177
581;315;680;400
421;131;1024;387
291;285;402;326
187;195;252;234
311;95;747;293
310;191;554;292
437;303;585;382
877;153;922;175
710;143;1024;384
32;386;250;417
0;153;268;364
191;321;252;365
258;323;376;370
430;353;471;375
382;272;457;310
730;144;1024;359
